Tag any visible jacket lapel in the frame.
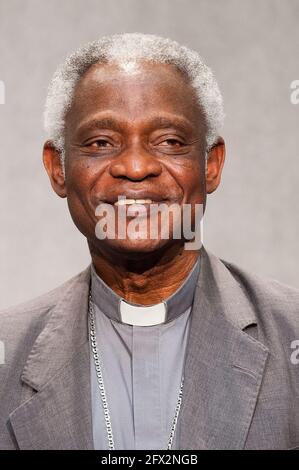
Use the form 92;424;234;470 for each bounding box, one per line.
8;266;94;450
178;248;269;450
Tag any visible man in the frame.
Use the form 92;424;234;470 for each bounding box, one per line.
1;33;299;450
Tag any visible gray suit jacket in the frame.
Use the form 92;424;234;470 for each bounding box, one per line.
1;246;299;450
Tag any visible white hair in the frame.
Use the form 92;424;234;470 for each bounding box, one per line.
44;33;225;165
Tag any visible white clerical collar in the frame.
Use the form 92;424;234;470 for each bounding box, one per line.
119;300;166;326
90;256;200;326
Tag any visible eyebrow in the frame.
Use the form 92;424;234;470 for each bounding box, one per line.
76;114;194;135
146;116;193;134
77;118;124;134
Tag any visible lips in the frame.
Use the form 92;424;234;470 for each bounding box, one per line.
99;192;169;206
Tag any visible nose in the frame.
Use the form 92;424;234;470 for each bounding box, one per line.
108;143;162;181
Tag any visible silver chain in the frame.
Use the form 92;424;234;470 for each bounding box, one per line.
88;290;184;450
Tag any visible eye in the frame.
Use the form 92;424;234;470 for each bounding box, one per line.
159;138;183;147
89;139;113;148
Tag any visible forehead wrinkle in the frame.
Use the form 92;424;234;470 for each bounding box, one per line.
75;112;197;137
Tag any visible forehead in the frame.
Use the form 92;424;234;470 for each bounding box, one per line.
66;61;204;131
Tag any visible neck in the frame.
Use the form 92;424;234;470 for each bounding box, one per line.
88;241;200;305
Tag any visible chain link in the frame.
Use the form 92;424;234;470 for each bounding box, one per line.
88;290;184;450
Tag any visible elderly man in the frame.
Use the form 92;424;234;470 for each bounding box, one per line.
0;33;299;451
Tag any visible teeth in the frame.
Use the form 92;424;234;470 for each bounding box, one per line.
135;199;153;204
115;199;135;206
115;199;153;206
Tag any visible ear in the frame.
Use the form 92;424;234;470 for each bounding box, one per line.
43;140;66;198
205;137;226;194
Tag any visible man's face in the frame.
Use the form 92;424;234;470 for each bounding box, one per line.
46;61;222;256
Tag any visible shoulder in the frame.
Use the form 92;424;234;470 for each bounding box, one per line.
0;267;90;343
219;255;299;335
220;255;299;304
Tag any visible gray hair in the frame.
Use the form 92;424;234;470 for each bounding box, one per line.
44;33;225;166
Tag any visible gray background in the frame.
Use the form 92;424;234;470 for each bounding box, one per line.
0;0;298;310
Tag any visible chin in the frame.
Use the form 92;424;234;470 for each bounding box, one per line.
101;236;173;256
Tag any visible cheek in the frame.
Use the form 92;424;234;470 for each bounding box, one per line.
64;164;97;236
184;157;206;200
65;157;104;203
65;153;93;180
66;155;111;192
65;170;89;207
66;188;94;239
163;158;205;202
188;168;205;201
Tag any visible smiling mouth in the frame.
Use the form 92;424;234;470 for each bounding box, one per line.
114;198;155;206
